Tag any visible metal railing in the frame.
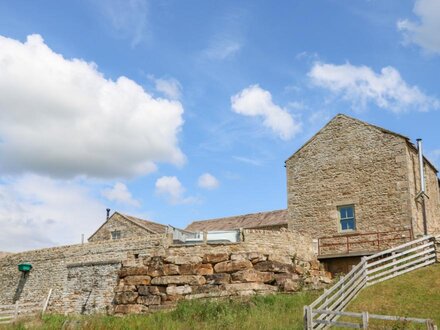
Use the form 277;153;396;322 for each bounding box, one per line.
318;229;413;255
305;235;437;329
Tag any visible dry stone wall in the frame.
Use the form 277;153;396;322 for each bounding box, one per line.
113;250;331;315
0;229;321;315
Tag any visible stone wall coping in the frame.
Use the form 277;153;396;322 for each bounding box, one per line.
66;260;121;268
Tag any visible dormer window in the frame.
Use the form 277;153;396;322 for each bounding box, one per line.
111;230;121;240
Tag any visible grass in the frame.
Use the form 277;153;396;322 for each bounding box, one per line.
338;263;440;329
0;291;320;330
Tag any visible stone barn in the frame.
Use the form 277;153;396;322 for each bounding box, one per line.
89;212;167;242
286;114;440;273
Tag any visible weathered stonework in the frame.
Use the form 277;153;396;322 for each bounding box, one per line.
0;229;320;315
286;114;440;255
112;251;331;315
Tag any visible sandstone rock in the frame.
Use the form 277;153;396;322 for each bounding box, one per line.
114;292;139;304
114;304;147;314
123;275;151;286
294;265;305;275
223;283;278;293
163;264;180;275
247;252;267;263
164;255;202;265
180;263;213;275
203;253;229;264
268;255;293;265
310;260;320;270
230;253;247;261
166;285;192;295
283;279;300;292
231;269;274;283
190;284;222;295
138;285;165;296
214;260;252;273
114;284;136;293
151;275;206;286
253;261;294;273
205;273;231;285
119;266;149;278
309;269;320;277
274;273;299;285
320;276;332;284
137;295;161;305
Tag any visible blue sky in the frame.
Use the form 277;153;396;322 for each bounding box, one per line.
0;0;439;251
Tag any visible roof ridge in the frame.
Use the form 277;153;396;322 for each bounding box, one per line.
189;209;287;224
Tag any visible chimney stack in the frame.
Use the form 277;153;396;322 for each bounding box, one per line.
106;208;111;220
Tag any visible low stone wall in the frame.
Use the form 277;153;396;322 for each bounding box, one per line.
0;229;321;315
114;251;331;314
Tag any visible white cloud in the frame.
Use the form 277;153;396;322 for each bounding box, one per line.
0;34;185;179
197;173;219;190
231;85;302;140
152;77;182;100
155;176;197;205
101;182;140;207
397;0;440;55
96;0;149;47
0;175;105;252
428;149;440;168
309;62;439;113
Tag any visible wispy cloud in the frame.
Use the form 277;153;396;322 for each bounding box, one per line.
397;0;440;55
231;85;302;140
309;62;439;113
203;38;242;60
94;0;149;47
232;156;263;167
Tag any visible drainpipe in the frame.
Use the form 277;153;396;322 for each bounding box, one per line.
417;139;428;235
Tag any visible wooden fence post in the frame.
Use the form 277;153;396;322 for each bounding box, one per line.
14;301;19;321
303;305;313;330
362;311;369;329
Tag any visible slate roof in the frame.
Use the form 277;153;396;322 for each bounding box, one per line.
118;213;167;234
185;209;288;232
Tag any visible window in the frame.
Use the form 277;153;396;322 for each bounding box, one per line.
338;205;356;231
111;230;121;240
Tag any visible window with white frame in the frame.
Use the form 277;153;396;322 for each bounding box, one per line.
338;205;356;231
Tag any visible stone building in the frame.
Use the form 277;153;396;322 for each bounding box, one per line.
186;209;288;232
89;212;167;242
285;114;440;272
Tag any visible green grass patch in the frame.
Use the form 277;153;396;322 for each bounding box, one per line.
337;264;440;329
0;291;320;330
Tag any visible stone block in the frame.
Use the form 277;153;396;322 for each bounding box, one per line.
163;264;180;275
119;266;149;278
114;304;147;314
114;284;136;293
166;285;192;295
253;261;294;273
123;275;151;286
223;283;278;293
214;260;252;273
203;253;229;264
231;269;274;283
180;263;213;275
137;295;161;305
283;279;300;292
205;273;231;285
164;255;202;265
268;255;293;265
114;292;139;304
151;275;206;286
310;260;320;270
